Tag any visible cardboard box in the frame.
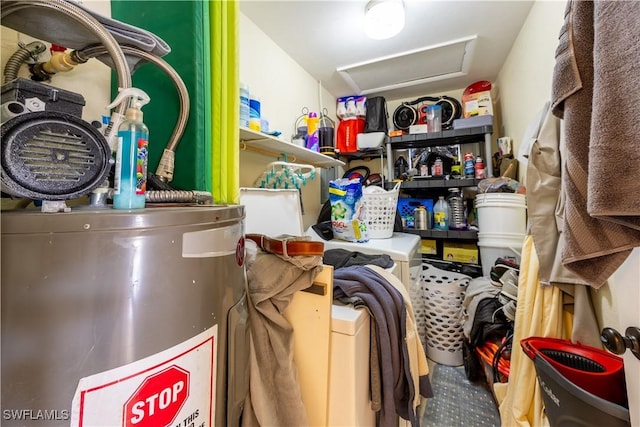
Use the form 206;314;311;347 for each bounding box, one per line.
409;124;429;134
462;90;493;118
443;241;479;264
421;239;437;255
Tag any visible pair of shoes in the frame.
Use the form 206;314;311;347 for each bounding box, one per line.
499;269;519;302
493;257;520;276
490;257;520;286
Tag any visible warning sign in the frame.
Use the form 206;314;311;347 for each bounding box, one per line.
70;326;217;427
123;365;189;427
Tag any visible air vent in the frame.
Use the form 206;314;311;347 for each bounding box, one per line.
337;36;477;95
1;111;111;200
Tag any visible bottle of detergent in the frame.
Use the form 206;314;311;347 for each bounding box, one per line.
306;111;320;152
106;87;150;210
433;196;449;231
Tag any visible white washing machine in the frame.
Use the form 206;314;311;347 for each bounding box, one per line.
309;230;423;427
306;228;423;291
241;189;422;425
328;304;376;426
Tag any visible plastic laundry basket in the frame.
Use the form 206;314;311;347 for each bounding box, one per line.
362;182;401;239
521;337;631;427
416;262;471;366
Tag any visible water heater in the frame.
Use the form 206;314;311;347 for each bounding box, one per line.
1;206;249;426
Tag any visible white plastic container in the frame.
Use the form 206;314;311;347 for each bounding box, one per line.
477;232;526;276
475;193;527;234
240;83;250;127
433;196;449;231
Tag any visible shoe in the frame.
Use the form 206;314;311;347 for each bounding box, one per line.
489;269;503;287
503;301;517;321
494;257;520;271
499;269;519;302
493;257;520;278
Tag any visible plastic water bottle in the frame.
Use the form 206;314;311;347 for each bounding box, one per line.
447;187;467;230
433;196;449;231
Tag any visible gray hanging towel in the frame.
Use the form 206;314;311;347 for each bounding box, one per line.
2;0;170;70
550;0;640;288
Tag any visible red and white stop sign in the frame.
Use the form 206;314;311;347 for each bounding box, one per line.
123;365;190;427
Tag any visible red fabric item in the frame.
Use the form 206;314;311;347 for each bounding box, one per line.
336;118;365;153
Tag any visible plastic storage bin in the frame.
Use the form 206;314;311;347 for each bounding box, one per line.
521;337;631;427
477;232;525;276
475;193;527;234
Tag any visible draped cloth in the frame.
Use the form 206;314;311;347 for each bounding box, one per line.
550;0;640;288
210;0;240;203
497;236;570;427
333;265;431;427
242;239;323;427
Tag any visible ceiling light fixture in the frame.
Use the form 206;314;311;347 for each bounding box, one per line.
364;0;405;40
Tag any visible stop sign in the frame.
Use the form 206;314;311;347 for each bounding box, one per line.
123;365;190;427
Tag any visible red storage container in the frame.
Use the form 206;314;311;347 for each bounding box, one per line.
521;336;627;406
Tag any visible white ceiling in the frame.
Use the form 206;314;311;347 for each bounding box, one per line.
239;0;535;101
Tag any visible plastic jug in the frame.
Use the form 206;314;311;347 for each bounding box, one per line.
447;188;467;230
433;196;449;231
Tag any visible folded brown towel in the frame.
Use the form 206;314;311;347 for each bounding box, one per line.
551;0;640;288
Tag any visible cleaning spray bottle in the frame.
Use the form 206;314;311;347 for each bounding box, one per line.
106;88;150;209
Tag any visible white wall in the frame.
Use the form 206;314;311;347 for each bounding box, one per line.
239;13;337;230
239;13;336;142
495;0;566;178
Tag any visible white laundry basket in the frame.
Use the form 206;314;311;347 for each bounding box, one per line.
362;182;401;239
414;262;471;366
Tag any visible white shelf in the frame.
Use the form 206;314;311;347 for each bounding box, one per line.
239;127;344;168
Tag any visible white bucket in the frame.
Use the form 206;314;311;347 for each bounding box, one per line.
475;193;527;235
477;232;526;277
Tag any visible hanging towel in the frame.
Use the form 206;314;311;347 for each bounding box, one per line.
333;265;432;427
550;0;640;288
588;2;640;227
2;0;170;70
524;101;601;347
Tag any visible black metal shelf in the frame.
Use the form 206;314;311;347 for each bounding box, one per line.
402;228;478;240
386;125;493;149
387;177;481;190
338;147;385;161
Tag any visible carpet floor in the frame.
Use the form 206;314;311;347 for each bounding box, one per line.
422;364;501;427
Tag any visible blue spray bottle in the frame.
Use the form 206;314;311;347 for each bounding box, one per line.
106;88;150;209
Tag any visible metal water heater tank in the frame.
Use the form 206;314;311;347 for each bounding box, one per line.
1;206;249;427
